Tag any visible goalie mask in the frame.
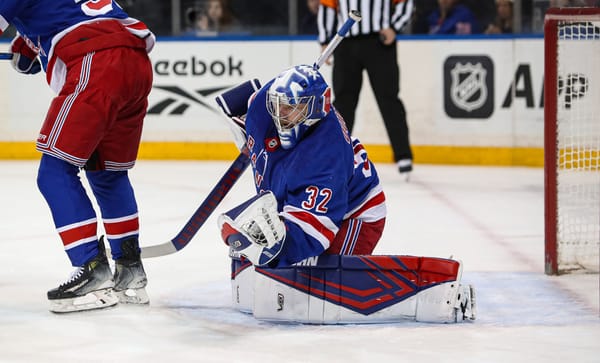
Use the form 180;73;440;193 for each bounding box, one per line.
266;65;331;149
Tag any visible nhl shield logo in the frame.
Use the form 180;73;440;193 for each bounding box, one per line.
450;62;487;112
444;56;494;119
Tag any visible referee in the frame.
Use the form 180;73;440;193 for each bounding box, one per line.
318;0;414;174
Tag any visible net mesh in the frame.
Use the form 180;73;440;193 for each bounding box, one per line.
555;18;600;272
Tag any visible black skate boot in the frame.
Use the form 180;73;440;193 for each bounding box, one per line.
397;159;413;181
113;237;149;305
47;238;118;313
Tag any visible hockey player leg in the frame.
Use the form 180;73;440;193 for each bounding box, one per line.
37;155;117;312
47;238;118;313
86;170;149;305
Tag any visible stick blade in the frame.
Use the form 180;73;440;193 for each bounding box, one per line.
141;241;178;258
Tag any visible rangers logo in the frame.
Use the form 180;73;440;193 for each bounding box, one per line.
444;56;494;119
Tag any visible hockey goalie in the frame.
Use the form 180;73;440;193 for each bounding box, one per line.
215;66;476;324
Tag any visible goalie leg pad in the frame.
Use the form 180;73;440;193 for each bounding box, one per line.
230;249;255;313
231;254;476;324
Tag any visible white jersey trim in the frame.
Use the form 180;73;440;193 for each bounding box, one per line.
0;15;9;33
56;217;97;233
106;230;139;240
344;183;386;222
102;213;138;224
281;205;338;250
64;236;98;251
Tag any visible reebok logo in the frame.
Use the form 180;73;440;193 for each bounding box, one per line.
147;85;232;115
154;56;243;77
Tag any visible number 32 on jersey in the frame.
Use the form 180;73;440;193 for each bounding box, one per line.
301;186;332;213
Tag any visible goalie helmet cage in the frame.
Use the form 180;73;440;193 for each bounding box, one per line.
544;7;600;275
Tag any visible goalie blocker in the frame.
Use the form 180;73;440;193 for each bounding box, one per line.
230;252;476;324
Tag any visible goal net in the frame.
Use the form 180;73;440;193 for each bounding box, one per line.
544;8;600;275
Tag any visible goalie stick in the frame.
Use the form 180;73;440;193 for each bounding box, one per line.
139;149;251;258
0;53;13;60
136;10;362;258
314;10;362;70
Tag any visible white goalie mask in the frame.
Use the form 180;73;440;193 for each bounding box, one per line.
266;65;331;149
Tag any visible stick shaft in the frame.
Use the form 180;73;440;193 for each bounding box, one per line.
140;150;251;258
313;10;362;70
0;53;13;60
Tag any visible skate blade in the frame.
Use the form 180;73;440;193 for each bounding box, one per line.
49;288;119;313
115;287;149;305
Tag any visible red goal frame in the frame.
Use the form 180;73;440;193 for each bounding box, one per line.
544;7;600;275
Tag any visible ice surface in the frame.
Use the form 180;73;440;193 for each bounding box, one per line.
1;161;598;362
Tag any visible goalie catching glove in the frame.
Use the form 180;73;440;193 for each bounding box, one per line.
10;36;41;75
218;191;286;266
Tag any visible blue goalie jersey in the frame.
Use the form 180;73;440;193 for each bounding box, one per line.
244;79;386;266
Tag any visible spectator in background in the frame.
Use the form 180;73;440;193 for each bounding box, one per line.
427;0;481;34
230;0;288;35
462;0;496;32
185;7;213;35
184;0;241;35
410;0;439;34
299;0;319;35
485;0;514;34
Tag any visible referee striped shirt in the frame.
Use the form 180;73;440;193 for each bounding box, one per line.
318;0;414;44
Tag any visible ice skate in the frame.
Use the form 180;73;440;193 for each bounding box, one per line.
397;159;413;181
455;284;476;322
113;237;149;305
47;239;118;313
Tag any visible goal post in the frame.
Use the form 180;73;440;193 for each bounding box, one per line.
544;7;600;275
